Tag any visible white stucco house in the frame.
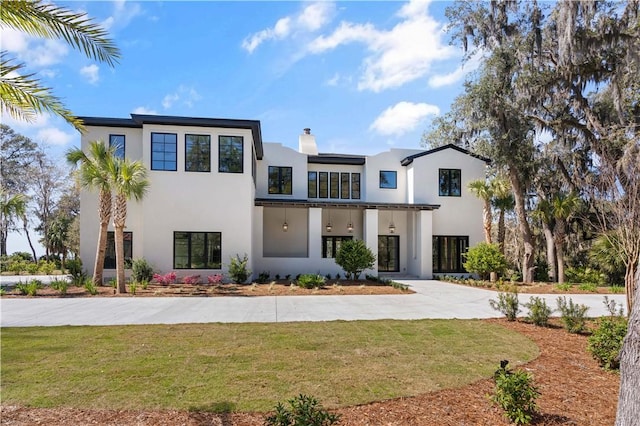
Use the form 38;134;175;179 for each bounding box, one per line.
78;114;489;281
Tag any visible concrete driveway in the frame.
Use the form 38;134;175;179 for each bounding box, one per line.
0;280;625;327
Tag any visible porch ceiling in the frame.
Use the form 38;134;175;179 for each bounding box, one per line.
255;198;440;210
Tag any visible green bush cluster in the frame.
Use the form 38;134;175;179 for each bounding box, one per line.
228;254;251;284
556;297;589;333
50;278;69;295
297;274;326;289
463;242;507;280
335;240;375;280
264;394;340;426
587;297;627;370
489;291;521;321
1;255;58;275
84;279;98;295
492;361;539;424
565;267;605;286
523;297;553;327
131;258;154;283
15;279;43;296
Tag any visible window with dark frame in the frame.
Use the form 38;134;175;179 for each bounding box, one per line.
340;173;350;199
318;172;328;198
322;236;353;258
109;134;125;158
268;166;292;195
104;231;132;269
351;173;361;199
174;231;222;269
330;172;339;198
219;135;243;173
151;132;177;171
379;170;397;189
185;134;211;172
308;171;361;200
432;236;469;273
308;171;317;198
439;169;462;196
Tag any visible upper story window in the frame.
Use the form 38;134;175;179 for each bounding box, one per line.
268;166;292;195
351;173;361;199
330;172;339;198
319;172;329;198
379;170;397;189
151;132;177;171
439;169;462;196
185;134;211;172
308;172;318;198
308;172;361;200
219;135;243;173
109;134;125;158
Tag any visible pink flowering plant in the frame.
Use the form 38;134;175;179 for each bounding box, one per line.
182;275;201;285
207;274;224;284
152;271;177;285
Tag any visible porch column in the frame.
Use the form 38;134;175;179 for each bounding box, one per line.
417;210;433;279
308;207;322;259
363;209;379;275
252;206;264;276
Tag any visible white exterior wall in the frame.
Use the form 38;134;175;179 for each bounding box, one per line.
256;143;308;199
365;149;421;203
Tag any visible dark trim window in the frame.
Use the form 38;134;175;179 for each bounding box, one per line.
308;172;317;198
219;136;243;173
322;236;353;258
351;173;361;199
439;169;462;196
109;134;125;158
330;172;339;198
185;134;211;172
104;231;132;269
268;166;292;195
151;132;177;171
340;173;350;199
378;235;399;272
379;170;397;189
318;172;328;198
174;231;222;269
433;236;469;273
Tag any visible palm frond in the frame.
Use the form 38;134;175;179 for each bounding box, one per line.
0;0;120;66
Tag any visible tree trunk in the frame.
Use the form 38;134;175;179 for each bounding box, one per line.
23;218;38;262
0;226;6;256
113;193;127;294
554;220;566;284
497;209;506;255
542;222;557;282
508;167;535;283
93;188;112;286
624;261;638;315
615;260;640;426
483;200;493;244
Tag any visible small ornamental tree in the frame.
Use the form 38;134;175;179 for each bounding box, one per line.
463;242;507;280
335;239;376;280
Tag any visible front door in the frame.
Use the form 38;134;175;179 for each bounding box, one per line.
378;235;399;272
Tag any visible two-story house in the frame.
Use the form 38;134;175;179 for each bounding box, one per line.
78;114;488;281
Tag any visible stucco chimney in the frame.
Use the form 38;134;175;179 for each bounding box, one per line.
299;128;318;155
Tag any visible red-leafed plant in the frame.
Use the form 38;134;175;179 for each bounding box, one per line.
183;275;201;285
153;271;177;285
207;274;224;284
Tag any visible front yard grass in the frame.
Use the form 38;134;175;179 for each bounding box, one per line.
1;320;537;412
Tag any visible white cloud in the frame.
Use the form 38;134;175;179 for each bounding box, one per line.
162;85;202;110
132;106;158;115
242;2;335;53
80;64;100;84
0;28;29;52
326;73;340;86
428;49;484;88
370;101;440;136
1;26;69;68
162;93;179;109
101;0;143;31
36;127;75;146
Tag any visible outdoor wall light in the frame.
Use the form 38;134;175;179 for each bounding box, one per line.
347;210;353;233
326;209;332;232
282;208;288;232
389;211;395;234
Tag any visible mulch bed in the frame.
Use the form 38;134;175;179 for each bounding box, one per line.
0;319;620;425
446;280;623;295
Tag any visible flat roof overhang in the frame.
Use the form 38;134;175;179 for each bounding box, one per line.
255;198;440;210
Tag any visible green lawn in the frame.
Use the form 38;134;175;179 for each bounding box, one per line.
0;320;537;412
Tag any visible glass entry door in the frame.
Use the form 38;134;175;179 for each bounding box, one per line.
378;235;399;272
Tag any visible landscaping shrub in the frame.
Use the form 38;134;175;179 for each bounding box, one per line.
15;279;42;296
9;260;27;274
153;271;177;285
26;262;39;274
84;279;98;295
335;239;375;280
609;284;625;294
257;271;271;284
129;282;138;295
183;275;201;284
50;278;69;295
228;254;251;284
587;297;627;370
555;282;573;292
37;260;56;275
489;291;521;321
492;360;539;424
556;297;589;333
523;296;553;327
463;242;507;280
578;282;597;292
65;258;83;276
207;274;224;284
131;258;154;283
565;266;605;285
264;394;340;426
297;274;325;289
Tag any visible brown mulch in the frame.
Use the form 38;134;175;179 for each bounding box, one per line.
446;280;623;295
0;319;620;426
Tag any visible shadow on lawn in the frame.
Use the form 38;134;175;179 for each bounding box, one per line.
188;401;237;426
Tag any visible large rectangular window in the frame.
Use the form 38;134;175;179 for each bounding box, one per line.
322;236;353;258
151;132;177;171
109;134;125;158
378;235;399;272
219;136;243;173
268;166;292;194
340;173;350;199
318;172;329;198
439;169;462;196
104;231;132;269
308;172;317;198
330;172;339;198
351;173;361;199
432;236;469;273
379;170;397;189
174;232;222;269
185;134;211;172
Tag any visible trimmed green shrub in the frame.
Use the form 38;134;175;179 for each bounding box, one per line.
463;242;507;280
556;297;589;333
335;239;375;280
65;258;83;276
555;283;573;292
228;254;251;284
492;361;539;424
578;282;597;292
50;278;69;295
264;394;340;426
37;260;56;275
84;279;98;295
131;258;154;283
256;271;271;284
523;296;553;327
297;274;325;289
489;291;521;321
587;297;627;370
15;279;42;296
565;266;605;285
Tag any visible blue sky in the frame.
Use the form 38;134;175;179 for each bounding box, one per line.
2;0;481;254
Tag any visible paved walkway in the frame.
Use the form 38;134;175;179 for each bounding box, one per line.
0;280;625;327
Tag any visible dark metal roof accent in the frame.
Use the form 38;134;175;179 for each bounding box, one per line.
255;198;440;210
308;153;366;165
400;143;491;166
79;114;264;159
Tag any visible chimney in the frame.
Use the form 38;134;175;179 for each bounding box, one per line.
298;127;318;155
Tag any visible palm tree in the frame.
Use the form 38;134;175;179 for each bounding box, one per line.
491;176;514;255
0;0;120;130
110;158;149;293
66;141;116;285
552;192;580;284
534;198;557;283
0;191;26;256
467;179;493;244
